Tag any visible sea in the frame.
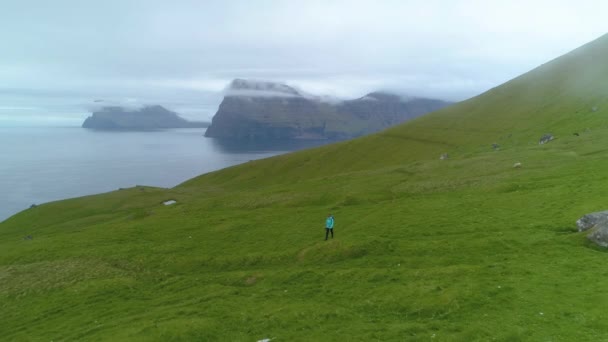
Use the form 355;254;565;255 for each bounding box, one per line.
0;127;325;222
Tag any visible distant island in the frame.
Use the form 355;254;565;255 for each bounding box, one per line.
204;79;452;140
82;105;209;130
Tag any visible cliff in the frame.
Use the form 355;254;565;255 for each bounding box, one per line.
82;105;209;130
204;79;451;140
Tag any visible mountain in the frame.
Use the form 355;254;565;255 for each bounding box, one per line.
204;79;451;140
82;105;209;130
5;34;608;340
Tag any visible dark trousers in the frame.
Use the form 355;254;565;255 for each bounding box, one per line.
325;228;334;240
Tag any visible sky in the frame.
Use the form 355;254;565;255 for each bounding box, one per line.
1;0;607;125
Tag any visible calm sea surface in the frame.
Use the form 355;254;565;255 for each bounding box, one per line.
0;127;324;222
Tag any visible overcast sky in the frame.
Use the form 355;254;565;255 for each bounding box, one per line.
1;0;607;125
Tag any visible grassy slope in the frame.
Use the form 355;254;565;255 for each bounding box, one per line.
3;35;608;341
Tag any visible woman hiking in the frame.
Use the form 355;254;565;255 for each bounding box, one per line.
325;213;335;240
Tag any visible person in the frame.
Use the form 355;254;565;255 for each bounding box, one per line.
325;214;335;240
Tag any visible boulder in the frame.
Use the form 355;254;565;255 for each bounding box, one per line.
513;162;522;168
440;153;449;160
539;134;554;144
576;210;608;232
587;222;608;247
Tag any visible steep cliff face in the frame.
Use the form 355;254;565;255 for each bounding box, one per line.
204;79;451;140
339;92;451;132
82;105;208;130
204;96;344;140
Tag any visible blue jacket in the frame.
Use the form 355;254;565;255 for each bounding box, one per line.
326;216;334;229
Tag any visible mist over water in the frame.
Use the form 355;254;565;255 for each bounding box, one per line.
0;127;324;222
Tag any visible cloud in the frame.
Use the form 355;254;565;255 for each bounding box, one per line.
222;79;304;98
84;98;143;112
2;0;608;125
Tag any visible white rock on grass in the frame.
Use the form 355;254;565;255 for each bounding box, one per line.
539;134;554;144
576;210;608;232
163;200;177;206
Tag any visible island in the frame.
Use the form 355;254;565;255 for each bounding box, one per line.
82;105;209;130
204;79;452;140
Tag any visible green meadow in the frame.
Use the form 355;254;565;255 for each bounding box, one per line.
3;35;608;341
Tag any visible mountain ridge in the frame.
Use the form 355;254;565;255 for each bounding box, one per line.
205;80;451;140
82;105;209;130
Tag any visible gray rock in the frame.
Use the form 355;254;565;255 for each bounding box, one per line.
539;134;554;144
588;222;608;247
439;153;449;160
592;106;598;112
576;210;608;232
492;143;500;150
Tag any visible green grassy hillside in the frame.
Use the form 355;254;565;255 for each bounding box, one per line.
3;35;608;341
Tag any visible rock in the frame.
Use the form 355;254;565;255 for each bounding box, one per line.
539;134;554;144
440;153;449;160
592;106;599;112
576;210;608;232
204;79;452;140
513;162;522;168
163;200;177;206
23;235;33;240
587;222;608;247
29;204;37;209
492;143;500;150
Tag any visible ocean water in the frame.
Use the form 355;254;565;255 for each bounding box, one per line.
0;127;324;222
